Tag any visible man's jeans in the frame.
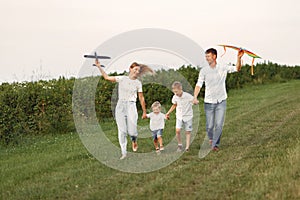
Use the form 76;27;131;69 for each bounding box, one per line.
204;100;226;148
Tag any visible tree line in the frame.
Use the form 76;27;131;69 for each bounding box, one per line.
0;62;299;145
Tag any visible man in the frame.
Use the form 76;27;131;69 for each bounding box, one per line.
193;48;244;151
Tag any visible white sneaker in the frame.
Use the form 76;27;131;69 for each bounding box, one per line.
176;144;183;152
156;148;161;154
120;154;127;160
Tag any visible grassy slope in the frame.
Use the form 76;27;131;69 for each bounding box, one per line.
1;80;300;200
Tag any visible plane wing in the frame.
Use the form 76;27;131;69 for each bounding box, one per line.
84;55;111;59
92;64;105;67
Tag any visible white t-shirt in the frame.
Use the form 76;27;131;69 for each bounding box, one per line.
196;64;237;103
115;76;142;102
172;92;194;121
146;112;165;131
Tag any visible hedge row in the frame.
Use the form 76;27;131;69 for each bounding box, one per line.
0;62;299;145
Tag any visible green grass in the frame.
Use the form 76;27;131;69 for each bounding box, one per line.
1;80;300;199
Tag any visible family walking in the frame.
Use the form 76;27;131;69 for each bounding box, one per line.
95;48;244;159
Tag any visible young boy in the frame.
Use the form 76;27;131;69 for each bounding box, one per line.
166;81;194;152
146;101;165;153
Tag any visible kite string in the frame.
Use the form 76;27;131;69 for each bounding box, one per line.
251;58;255;76
220;46;227;57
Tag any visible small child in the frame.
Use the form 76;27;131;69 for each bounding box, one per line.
166;81;194;152
146;101;165;153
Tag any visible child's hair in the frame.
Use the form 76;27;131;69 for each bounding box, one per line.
172;81;182;89
151;101;161;110
129;62;155;77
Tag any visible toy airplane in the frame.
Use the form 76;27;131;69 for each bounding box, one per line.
83;52;111;67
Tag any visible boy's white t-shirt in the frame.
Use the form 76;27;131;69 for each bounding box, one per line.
172;91;194;121
146;112;165;131
115;76;142;102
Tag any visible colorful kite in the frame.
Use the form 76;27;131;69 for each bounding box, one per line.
219;45;261;75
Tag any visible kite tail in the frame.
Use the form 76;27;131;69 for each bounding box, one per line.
221;46;226;57
251;58;255;76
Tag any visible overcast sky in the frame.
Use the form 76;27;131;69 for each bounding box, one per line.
0;0;299;82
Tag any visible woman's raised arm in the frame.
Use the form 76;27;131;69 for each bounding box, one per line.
95;60;116;82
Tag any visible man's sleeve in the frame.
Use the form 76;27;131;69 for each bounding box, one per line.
227;65;238;73
196;69;205;87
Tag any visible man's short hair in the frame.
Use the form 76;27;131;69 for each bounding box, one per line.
172;81;182;89
205;48;217;57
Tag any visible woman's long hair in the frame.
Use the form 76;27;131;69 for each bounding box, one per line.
129;62;155;77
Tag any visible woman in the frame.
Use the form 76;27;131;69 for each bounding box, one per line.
95;60;153;160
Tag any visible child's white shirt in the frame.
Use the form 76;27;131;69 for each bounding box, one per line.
172;91;194;121
146;112;165;131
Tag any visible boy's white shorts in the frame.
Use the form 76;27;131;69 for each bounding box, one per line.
176;118;193;131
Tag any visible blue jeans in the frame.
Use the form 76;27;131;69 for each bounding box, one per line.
204;100;226;147
151;129;163;140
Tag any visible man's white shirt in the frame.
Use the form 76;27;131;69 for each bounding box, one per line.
196;64;237;103
172;92;194;121
115;76;142;102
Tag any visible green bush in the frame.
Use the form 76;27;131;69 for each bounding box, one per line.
0;63;299;145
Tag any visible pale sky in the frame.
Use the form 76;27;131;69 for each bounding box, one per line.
0;0;299;82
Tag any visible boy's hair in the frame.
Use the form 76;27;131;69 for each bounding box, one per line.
172;81;182;89
205;48;217;57
151;101;161;109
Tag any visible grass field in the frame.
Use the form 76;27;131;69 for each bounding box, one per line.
1;80;300;200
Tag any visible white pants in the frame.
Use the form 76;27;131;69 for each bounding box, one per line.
115;101;138;155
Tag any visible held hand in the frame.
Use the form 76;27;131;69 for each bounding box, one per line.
95;60;101;68
165;113;170;120
193;98;199;105
238;49;244;59
142;112;147;119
